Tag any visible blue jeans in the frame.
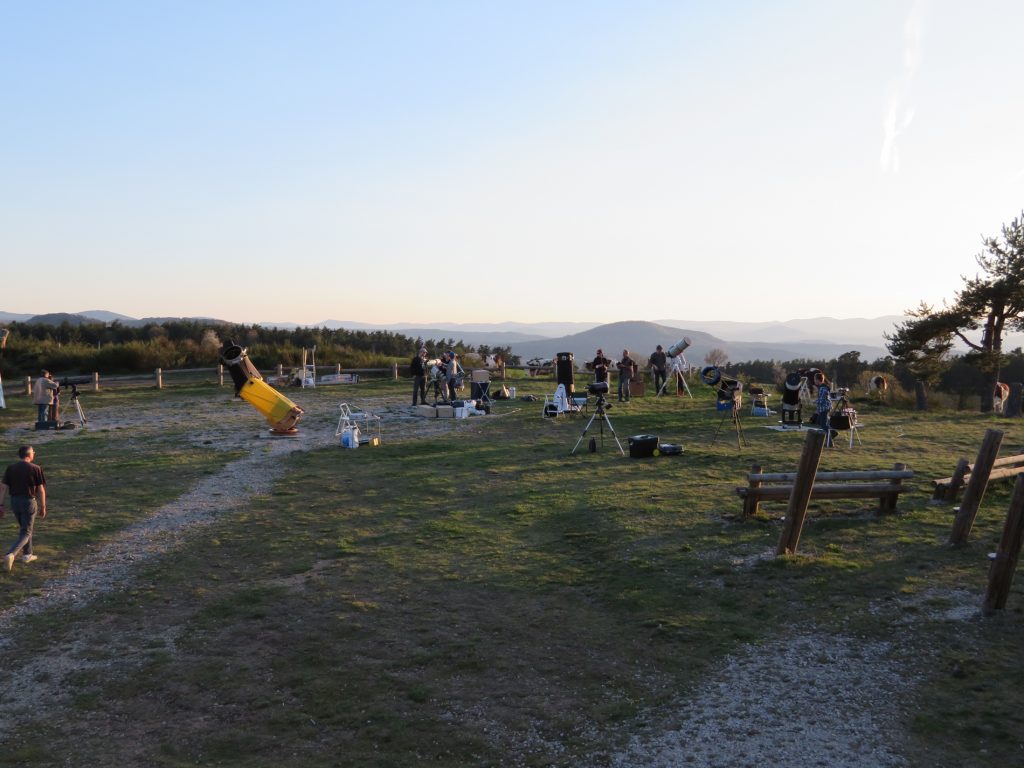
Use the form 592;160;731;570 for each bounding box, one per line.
618;376;631;401
8;496;37;557
817;411;833;445
37;403;49;423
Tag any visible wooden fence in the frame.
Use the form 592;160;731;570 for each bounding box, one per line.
1;362;511;397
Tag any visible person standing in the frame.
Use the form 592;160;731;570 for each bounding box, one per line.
445;351;464;402
616;349;637;402
591;349;611;384
814;372;833;447
1;445;48;573
649;345;668;395
32;369;59;424
410;347;428;406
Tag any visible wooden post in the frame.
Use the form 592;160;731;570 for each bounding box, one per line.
218;364;225;386
1006;382;1023;418
776;429;827;556
155;368;163;389
393;363;399;381
743;464;763;517
934;458;970;502
25;376;32;396
93;372;100;391
950;428;1004;546
335;363;341;375
277;364;283;377
983;475;1024;612
879;462;907;514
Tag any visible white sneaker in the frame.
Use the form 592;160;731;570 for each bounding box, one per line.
22;554;38;564
3;553;14;573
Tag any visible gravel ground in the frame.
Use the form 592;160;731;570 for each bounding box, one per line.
0;390;969;764
608;632;917;768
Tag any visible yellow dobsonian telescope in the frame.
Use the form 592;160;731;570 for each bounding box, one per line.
220;341;303;434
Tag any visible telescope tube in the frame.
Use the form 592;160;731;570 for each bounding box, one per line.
667;337;691;357
220;341;303;433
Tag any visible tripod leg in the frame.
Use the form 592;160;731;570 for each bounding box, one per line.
602;413;625;455
571;413;601;454
712;410;728;445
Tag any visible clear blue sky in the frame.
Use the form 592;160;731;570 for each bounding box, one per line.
2;1;1022;326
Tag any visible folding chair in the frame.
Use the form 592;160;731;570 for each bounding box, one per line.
749;387;773;416
470;369;491;405
335;402;381;444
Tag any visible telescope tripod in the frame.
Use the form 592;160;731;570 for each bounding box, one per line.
571;397;625;455
65;392;87;427
657;356;692;398
712;401;748;450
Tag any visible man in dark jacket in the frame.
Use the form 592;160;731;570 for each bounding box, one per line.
648;345;668;394
410;347;428;406
1;445;48;573
617;349;637;402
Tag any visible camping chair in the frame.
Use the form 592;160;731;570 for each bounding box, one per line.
470;369;491;404
749;387;773;416
543;384;583;418
335;402;381;443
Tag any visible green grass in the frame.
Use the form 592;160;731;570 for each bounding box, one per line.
1;378;1023;765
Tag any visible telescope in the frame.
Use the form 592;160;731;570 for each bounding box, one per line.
221;341;304;434
667;337;691;358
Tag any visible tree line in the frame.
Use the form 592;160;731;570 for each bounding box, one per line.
0;320;521;378
885;211;1024;412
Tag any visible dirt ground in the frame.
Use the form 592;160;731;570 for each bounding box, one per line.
0;389;975;766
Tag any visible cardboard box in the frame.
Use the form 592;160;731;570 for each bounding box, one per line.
629;379;645;396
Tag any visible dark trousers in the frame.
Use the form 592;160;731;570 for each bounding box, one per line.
653;369;667;393
8;496;37;557
412;375;426;405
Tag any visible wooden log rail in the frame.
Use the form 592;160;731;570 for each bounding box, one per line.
739;462;913;517
933;452;1024;502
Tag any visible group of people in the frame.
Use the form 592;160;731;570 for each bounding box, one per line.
407;343;679;406
590;345;675;402
410;347;464;405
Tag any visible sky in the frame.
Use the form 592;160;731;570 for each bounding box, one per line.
2;0;1022;327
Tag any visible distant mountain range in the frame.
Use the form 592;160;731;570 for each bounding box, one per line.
1;309;910;362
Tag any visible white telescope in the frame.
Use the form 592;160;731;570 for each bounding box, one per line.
667;337;691;358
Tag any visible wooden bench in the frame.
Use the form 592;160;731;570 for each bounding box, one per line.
932;452;1024;502
738;463;913;516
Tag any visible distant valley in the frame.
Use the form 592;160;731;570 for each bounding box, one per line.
1;309;913;363
8;309;1022;364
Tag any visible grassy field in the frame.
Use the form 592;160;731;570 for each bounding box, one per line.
0;376;1022;766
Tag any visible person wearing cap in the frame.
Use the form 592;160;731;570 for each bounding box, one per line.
1;445;48;573
32;369;59;424
410;347;428;406
648;345;668;395
591;349;611;384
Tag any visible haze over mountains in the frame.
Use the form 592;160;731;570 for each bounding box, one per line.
1;309;910;362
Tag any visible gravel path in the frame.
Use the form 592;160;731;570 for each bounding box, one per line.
0;390;957;764
609;632;917;767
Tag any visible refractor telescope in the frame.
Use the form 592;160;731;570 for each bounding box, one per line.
221;341;304;434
